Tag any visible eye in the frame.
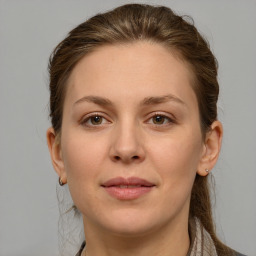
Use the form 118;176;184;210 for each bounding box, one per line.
90;115;103;125
81;114;109;127
148;114;174;126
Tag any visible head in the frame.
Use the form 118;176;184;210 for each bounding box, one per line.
47;3;229;255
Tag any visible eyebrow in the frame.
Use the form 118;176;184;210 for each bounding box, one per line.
74;95;113;107
73;94;186;107
141;94;186;106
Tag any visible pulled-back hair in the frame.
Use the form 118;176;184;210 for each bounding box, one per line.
48;4;233;255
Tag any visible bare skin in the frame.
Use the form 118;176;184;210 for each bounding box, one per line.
47;42;222;256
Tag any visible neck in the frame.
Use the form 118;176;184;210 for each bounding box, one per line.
82;216;190;256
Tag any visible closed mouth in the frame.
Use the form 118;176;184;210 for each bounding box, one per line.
101;176;155;188
101;176;155;200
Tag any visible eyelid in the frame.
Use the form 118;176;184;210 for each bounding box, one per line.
80;112;111;127
145;112;176;125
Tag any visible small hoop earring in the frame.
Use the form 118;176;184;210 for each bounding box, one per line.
59;177;64;186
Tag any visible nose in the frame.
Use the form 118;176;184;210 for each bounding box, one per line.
109;121;145;164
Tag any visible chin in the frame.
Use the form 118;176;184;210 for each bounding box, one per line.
106;222;156;238
96;208;168;237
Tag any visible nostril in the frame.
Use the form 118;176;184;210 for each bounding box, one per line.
113;155;139;161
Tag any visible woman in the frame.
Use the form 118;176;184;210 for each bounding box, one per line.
46;4;245;256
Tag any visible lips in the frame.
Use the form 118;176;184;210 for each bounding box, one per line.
102;176;155;187
101;177;155;200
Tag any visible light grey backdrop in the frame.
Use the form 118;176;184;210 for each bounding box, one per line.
0;0;255;255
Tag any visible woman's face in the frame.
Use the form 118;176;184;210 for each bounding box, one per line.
55;42;207;236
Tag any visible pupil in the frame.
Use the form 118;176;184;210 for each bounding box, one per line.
92;116;102;124
154;115;163;124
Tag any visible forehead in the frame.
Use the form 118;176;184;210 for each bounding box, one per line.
66;42;197;107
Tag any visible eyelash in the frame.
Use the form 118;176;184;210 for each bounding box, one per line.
80;112;175;128
146;113;175;127
80;113;110;128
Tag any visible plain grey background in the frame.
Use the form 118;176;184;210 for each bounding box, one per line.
0;0;255;255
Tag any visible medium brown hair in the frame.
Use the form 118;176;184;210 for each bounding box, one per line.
48;4;233;255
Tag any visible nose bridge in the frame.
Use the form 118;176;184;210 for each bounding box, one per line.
110;116;145;163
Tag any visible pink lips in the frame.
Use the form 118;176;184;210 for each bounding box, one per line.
101;177;155;200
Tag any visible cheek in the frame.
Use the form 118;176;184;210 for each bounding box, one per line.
62;130;107;173
148;129;202;192
147;134;202;216
61;131;108;201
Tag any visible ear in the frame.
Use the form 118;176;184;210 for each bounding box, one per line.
46;127;67;184
197;121;223;176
